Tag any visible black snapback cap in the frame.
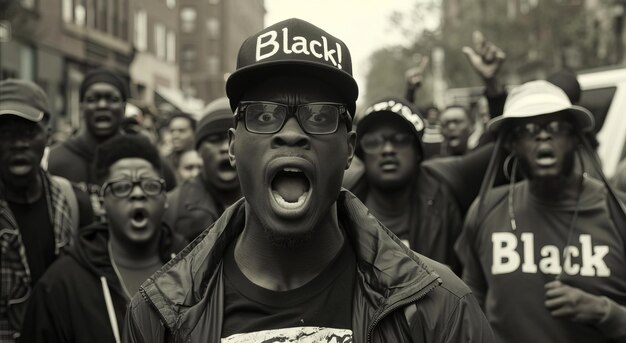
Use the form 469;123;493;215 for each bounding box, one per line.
226;18;359;117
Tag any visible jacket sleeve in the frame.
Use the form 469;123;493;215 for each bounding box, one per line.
123;295;168;343
455;200;488;309
19;281;66;343
439;293;495;342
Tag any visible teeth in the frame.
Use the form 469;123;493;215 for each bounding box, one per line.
283;167;302;173
131;217;148;228
272;190;308;209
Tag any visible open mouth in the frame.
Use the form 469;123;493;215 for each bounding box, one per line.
9;156;34;176
129;207;149;229
535;147;557;167
447;135;460;147
93;113;113;128
217;159;237;182
271;167;311;209
379;159;399;172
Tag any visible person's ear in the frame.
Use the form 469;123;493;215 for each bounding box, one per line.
228;128;236;168
345;130;357;170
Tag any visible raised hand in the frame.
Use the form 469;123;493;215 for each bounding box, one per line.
405;55;430;90
462;31;506;81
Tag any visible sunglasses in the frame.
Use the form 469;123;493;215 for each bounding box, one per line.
512;120;574;138
235;101;351;135
360;133;414;154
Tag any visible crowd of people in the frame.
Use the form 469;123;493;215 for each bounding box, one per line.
1;17;626;343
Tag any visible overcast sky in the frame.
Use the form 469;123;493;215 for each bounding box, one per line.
264;0;425;94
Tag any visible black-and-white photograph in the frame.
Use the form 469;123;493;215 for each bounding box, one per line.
1;0;625;342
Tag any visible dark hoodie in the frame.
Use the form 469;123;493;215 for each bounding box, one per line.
48;135;97;185
19;222;187;343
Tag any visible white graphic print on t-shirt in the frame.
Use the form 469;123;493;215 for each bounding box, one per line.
222;327;352;342
491;233;611;277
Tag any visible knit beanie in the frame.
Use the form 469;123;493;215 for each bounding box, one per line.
195;97;233;149
79;68;128;102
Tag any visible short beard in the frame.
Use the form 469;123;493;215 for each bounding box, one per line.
369;176;412;192
1;170;39;191
262;221;317;249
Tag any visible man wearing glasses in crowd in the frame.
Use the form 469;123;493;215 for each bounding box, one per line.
124;18;492;342
456;80;626;343
348;96;463;275
21;135;186;343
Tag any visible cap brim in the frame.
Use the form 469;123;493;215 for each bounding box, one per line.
226;60;358;117
487;105;595;133
0;101;44;122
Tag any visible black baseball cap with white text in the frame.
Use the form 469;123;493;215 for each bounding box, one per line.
226;18;359;117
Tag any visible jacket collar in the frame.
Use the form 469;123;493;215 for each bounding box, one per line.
140;189;441;330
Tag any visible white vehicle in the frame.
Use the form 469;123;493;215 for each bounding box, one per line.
578;67;626;178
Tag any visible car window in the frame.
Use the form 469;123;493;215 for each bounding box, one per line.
579;87;616;134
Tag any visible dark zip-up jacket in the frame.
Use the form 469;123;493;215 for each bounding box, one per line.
349;166;463;275
124;190;493;342
164;175;225;242
20;222;187;343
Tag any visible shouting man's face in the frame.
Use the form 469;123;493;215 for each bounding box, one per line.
0;116;47;189
229;75;356;247
81;82;125;141
509;112;578;180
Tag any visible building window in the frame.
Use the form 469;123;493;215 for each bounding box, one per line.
75;1;86;26
86;0;96;29
20;44;35;81
166;30;176;63
180;7;197;33
166;0;176;9
207;55;220;76
119;0;128;41
155;22;166;59
63;0;73;23
134;10;147;51
99;0;109;33
111;0;118;36
181;46;196;71
206;17;220;39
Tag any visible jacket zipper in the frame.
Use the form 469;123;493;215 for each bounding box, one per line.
366;277;441;343
139;287;172;332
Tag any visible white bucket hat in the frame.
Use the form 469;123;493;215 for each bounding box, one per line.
487;80;594;133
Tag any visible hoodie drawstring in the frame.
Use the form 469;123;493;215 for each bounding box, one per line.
100;276;121;343
507;157;518;231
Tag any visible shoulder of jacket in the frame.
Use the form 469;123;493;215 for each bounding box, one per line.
416;252;472;299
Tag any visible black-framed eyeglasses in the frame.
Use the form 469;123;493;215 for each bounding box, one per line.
360;132;414;154
100;179;165;198
235;101;351;135
512;120;574;138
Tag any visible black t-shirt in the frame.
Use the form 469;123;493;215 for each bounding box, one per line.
8;195;55;284
365;194;411;247
221;239;355;342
